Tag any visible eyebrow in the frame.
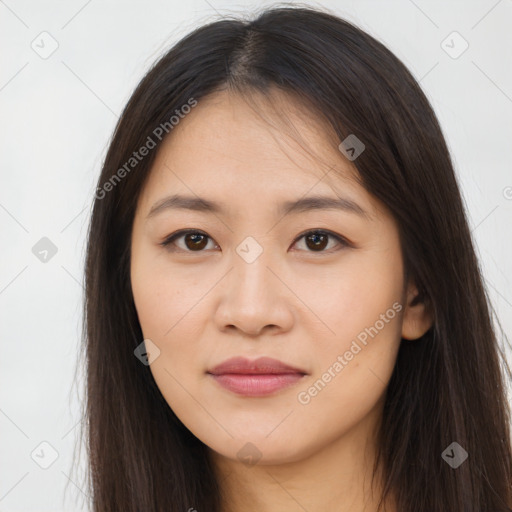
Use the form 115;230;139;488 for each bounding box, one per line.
146;193;371;220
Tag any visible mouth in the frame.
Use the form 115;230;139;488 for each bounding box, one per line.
207;356;307;397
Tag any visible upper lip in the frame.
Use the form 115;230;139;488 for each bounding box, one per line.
207;356;307;375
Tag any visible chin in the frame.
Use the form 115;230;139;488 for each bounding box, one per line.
204;433;316;467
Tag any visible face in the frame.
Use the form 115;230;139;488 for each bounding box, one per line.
130;90;413;466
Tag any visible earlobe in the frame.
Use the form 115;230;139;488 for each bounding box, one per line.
401;280;434;340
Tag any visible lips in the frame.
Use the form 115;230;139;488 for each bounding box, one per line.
207;356;307;397
208;356;306;375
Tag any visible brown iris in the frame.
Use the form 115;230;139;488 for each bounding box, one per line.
304;232;328;251
184;233;209;250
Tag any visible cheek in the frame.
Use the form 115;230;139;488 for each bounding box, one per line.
131;271;168;339
293;268;403;440
130;253;201;339
131;264;206;415
300;250;404;347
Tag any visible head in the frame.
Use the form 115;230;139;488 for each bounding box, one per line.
129;84;433;461
81;6;512;512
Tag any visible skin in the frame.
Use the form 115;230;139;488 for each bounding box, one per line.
130;89;433;512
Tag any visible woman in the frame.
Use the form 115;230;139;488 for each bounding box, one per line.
80;6;512;511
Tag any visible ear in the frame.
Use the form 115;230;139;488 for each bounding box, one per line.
401;278;434;340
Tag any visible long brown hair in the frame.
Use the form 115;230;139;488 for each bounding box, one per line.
78;6;512;511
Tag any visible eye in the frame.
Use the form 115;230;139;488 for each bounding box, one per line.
160;229;350;254
161;230;218;252
291;229;349;253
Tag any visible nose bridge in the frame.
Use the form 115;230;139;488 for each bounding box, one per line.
232;234;275;298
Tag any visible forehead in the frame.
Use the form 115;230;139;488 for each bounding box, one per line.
138;89;370;215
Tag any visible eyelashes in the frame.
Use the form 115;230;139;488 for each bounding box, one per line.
159;228;351;255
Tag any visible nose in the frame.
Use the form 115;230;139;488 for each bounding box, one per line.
213;247;295;337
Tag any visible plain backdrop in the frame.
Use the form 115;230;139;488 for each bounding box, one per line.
1;0;511;510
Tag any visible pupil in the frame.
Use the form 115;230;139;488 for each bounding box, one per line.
307;233;327;251
186;233;207;250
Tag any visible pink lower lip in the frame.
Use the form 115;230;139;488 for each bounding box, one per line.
209;373;305;396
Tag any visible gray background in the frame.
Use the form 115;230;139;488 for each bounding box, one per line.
1;0;511;510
